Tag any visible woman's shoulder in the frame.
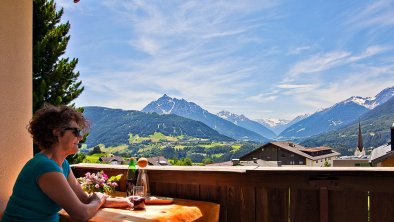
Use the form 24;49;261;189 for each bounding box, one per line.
31;153;57;166
29;153;62;174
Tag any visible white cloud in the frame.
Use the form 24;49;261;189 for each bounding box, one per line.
288;46;311;55
283;63;394;111
285;45;391;82
130;37;161;56
286;51;351;78
277;84;315;89
349;45;390;62
247;94;278;103
347;0;394;29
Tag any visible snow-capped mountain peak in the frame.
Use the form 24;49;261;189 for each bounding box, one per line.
257;118;290;127
345;96;368;106
217;111;277;138
142;96;270;142
278;86;394;139
342;86;394;109
217;111;248;122
150;94;175;114
217;110;232;120
256;114;310;135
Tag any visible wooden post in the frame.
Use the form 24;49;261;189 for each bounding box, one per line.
320;187;328;222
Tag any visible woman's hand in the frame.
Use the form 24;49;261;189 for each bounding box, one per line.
92;192;108;206
102;196;134;209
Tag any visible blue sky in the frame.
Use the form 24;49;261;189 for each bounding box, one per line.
58;0;394;120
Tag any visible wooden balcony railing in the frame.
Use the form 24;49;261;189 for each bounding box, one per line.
71;164;394;222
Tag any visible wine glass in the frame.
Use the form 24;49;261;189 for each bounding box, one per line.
133;186;144;197
132;186;146;210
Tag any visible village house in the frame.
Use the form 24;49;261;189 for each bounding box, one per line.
239;141;340;167
99;155;126;165
370;124;394;166
147;156;171;166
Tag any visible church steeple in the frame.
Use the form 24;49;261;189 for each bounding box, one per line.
357;122;363;152
354;122;366;157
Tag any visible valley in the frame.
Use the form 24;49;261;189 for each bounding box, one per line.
80;132;260;164
79;86;394;162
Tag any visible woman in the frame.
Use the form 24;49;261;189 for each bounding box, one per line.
2;104;133;221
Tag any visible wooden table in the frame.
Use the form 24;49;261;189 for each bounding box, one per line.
59;196;219;222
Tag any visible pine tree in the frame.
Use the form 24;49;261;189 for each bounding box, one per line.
33;0;84;154
33;0;83;112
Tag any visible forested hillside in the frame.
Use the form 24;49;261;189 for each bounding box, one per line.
83;106;233;147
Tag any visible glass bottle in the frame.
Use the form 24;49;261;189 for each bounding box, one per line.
126;157;137;196
136;158;150;197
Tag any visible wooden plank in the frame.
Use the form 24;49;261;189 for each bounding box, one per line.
320;187;328;222
151;182;177;198
218;185;228;222
225;186;240;222
198;185;221;222
239;186;255;222
224;186;255;222
200;184;219;202
328;190;368;222
256;187;289;222
290;189;320;222
177;184;200;200
370;192;394;221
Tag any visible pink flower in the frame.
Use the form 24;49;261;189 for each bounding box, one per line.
78;170;123;194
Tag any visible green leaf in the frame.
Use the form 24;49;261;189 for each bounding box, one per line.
108;174;123;182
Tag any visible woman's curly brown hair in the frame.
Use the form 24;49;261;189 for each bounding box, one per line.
28;103;89;150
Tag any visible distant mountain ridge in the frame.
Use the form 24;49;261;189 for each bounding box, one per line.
83;106;233;147
257;118;290;128
346;86;394;109
278;86;394;139
302;95;394;154
217;111;276;139
142;95;269;142
256;114;309;135
279;102;369;139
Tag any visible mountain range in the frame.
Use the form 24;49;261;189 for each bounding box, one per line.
83;106;233;147
217;111;276;139
302;95;394;155
142;94;269;142
278;86;394;139
82;86;394;152
256;114;309;135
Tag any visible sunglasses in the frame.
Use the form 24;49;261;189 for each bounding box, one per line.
64;127;83;137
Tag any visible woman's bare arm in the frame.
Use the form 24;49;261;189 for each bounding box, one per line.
67;170;91;203
38;172;107;221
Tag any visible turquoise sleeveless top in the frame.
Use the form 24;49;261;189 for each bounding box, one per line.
2;153;70;222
